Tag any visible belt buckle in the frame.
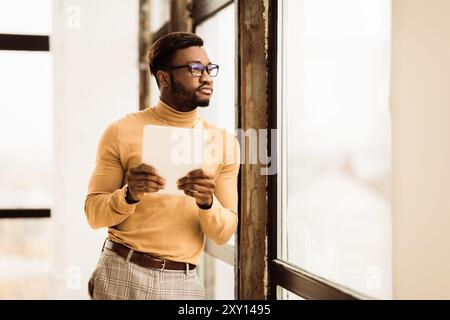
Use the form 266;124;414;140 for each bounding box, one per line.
153;256;166;270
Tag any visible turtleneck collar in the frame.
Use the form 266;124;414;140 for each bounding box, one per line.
151;99;199;128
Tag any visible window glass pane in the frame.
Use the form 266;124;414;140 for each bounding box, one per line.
202;254;234;299
196;4;236;248
150;0;170;32
195;3;236;134
0;51;53;208
279;0;392;299
214;257;234;299
149;70;159;107
226;234;235;247
0;219;52;299
0;0;52;34
277;286;305;300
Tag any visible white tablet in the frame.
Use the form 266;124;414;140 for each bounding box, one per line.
142;124;204;196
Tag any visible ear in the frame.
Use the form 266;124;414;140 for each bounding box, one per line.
156;70;169;88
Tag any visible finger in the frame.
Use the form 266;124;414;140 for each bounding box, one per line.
133;180;166;190
132;172;163;179
133;180;165;190
178;184;212;194
177;178;215;188
130;164;159;175
133;175;166;186
176;170;208;184
130;179;159;189
182;190;211;205
186;169;210;178
143;186;159;193
184;190;211;205
183;190;198;198
133;185;159;193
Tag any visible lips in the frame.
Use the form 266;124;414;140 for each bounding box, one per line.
198;86;213;95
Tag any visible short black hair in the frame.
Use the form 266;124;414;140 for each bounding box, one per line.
148;32;204;86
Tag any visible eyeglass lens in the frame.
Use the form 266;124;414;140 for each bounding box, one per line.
191;63;218;77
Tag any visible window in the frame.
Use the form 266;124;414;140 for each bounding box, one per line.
0;0;52;299
150;0;170;32
200;253;235;299
275;0;392;299
0;218;52;299
149;0;170;107
0;51;53;210
196;2;236;134
0;0;51;35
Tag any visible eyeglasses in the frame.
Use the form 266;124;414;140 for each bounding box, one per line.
168;63;219;77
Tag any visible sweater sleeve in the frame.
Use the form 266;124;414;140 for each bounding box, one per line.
84;121;141;229
198;135;240;245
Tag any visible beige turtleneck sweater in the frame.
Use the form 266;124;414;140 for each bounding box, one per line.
84;100;240;265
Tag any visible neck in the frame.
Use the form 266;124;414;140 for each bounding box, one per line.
151;99;199;128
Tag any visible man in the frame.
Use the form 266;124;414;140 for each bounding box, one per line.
84;32;240;300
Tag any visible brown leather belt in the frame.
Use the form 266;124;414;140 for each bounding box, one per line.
104;240;196;271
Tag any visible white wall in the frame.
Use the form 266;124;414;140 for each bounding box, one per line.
51;0;138;299
391;0;450;299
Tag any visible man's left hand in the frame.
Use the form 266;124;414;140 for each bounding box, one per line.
177;169;215;208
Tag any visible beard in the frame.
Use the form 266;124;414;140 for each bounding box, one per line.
170;77;211;109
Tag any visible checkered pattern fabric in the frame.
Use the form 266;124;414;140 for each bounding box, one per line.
88;248;205;300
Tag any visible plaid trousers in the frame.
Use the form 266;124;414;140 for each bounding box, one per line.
88;247;205;300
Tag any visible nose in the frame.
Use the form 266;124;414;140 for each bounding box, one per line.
199;69;213;84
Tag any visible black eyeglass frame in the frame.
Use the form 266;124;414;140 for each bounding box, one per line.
167;63;220;77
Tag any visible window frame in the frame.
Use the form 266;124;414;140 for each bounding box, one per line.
0;34;49;51
0;32;51;219
192;0;233;27
271;260;367;300
0;209;50;219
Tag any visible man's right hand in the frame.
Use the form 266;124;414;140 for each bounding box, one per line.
126;163;166;202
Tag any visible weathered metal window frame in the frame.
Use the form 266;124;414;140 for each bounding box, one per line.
139;0;151;110
237;0;269;300
192;0;233;26
0;33;51;219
